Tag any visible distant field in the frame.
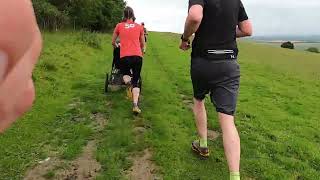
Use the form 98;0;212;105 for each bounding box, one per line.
295;43;320;50
256;42;320;51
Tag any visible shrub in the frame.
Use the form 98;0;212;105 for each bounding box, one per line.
306;47;319;53
79;31;102;49
281;41;295;49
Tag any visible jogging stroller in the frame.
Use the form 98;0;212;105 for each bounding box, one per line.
104;45;142;93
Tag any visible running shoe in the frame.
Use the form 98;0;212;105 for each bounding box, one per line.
192;140;209;158
132;106;142;115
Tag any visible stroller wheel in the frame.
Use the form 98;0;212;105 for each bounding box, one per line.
105;73;109;93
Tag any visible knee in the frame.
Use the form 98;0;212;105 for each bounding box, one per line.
123;75;131;84
193;98;204;111
132;87;140;93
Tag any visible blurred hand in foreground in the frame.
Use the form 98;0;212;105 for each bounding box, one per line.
0;0;42;133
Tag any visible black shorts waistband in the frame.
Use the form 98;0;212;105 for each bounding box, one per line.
192;49;238;61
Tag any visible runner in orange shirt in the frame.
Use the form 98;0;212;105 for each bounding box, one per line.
112;6;145;115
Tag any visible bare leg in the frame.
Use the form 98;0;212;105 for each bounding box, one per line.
123;75;131;85
193;98;207;140
218;113;240;172
132;87;140;105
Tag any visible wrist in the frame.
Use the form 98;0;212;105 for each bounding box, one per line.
181;34;189;42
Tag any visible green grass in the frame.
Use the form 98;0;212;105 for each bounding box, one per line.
0;31;319;180
0;32;110;179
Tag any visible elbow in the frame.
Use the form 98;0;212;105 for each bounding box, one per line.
189;15;203;25
238;20;253;37
240;27;253;37
245;29;253;37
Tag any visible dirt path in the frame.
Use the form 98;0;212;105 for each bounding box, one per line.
24;141;101;180
125;117;162;180
24;100;106;180
126;149;160;180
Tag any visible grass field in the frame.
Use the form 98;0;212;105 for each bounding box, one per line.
0;32;319;180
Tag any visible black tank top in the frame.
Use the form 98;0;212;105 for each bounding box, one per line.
189;0;248;60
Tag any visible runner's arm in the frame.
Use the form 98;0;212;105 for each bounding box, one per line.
182;4;203;40
112;24;119;47
236;1;252;38
140;27;145;50
237;20;252;37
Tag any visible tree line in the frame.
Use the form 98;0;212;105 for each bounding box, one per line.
32;0;126;31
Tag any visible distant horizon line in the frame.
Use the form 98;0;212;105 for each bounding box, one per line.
252;34;320;37
149;30;320;37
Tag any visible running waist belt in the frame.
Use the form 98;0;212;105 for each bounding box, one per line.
199;49;238;60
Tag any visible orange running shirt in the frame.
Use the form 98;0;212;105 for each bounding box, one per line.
114;20;144;58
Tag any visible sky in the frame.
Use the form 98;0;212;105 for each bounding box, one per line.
125;0;320;36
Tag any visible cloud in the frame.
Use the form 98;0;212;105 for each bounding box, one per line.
126;0;320;36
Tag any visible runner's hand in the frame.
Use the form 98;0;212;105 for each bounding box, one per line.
179;41;191;51
112;42;117;48
0;0;42;133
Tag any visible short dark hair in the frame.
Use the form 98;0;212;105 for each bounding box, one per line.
123;6;135;21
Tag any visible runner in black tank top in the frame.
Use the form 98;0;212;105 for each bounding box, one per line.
180;1;252;179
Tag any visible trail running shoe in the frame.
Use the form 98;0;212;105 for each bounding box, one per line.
126;86;133;100
132;106;142;115
192;140;209;158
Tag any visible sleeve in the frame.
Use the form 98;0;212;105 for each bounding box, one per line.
114;23;120;35
189;0;204;10
238;1;249;22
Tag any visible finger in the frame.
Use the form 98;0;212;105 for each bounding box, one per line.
0;50;8;82
0;79;35;133
0;0;40;68
0;111;14;133
14;79;35;117
0;37;41;132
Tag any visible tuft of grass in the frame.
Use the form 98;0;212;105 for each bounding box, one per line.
41;61;57;72
43;171;55;179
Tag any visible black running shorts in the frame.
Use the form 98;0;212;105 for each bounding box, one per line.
120;56;142;88
191;57;240;116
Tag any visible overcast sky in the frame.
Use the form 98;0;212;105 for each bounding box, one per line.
126;0;320;36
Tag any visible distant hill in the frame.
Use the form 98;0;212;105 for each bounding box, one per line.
251;35;320;43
